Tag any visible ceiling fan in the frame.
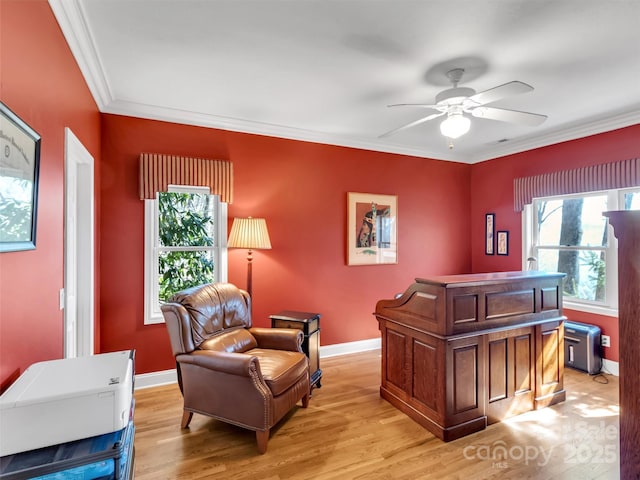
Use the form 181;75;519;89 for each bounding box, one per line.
379;68;547;140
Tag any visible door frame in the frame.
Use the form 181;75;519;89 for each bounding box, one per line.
64;128;95;358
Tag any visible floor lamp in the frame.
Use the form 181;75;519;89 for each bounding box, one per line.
227;217;272;299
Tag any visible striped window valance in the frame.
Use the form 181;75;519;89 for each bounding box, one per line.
139;153;233;203
513;158;640;212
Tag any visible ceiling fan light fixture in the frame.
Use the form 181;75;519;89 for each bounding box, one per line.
440;113;470;139
379;68;545;141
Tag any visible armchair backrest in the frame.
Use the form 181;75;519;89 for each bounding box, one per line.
161;282;252;356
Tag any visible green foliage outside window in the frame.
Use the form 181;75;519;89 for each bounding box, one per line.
157;192;215;302
0;178;33;242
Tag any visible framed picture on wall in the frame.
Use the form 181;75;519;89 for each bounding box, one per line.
0;102;41;253
485;213;495;255
497;230;509;255
347;192;397;265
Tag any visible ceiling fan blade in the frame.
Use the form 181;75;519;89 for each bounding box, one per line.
468;81;534;106
378;112;445;138
471;106;547;126
387;103;440;109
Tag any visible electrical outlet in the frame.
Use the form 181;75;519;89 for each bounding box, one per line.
601;335;611;347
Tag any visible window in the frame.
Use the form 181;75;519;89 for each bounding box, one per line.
523;187;640;316
144;186;227;324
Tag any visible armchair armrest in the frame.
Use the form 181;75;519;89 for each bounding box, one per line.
249;327;303;352
178;350;260;376
161;302;197;355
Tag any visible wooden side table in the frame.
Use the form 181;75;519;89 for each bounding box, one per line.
270;310;322;389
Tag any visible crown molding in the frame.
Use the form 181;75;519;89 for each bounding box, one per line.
49;0;639;164
103;99;468;162
48;0;113;109
102;99;640;164
470;109;640;163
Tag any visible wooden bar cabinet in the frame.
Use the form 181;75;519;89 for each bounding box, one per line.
375;271;566;441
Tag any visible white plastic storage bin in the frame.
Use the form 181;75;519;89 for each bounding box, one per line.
0;351;134;456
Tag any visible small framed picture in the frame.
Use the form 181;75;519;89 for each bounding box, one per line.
497;230;509;256
485;213;495;255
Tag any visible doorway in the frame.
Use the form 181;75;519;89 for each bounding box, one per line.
64;128;95;358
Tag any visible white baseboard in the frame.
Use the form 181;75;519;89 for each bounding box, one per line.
134;338;382;390
135;369;177;390
601;358;619;376
134;340;618;389
319;337;381;358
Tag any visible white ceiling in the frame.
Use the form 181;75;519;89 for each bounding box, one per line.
49;0;640;164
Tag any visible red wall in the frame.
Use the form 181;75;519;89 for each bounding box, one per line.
469;124;640;362
2;0;636;385
0;0;101;390
99;114;472;374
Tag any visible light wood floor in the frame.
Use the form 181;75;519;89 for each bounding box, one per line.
133;350;619;480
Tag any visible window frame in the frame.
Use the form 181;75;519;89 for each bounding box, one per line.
144;185;228;325
521;188;638;318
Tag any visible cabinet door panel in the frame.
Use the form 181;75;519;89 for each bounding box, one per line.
535;322;566;408
386;328;407;391
412;339;438;411
514;333;533;394
541;329;561;385
488;338;508;403
486;328;535;424
452;344;479;414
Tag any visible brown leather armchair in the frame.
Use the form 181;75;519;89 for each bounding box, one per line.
161;282;310;454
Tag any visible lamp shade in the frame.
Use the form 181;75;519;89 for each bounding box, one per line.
440;113;471;139
228;217;272;250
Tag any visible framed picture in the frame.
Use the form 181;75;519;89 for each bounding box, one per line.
0;102;41;252
497;230;509;256
347;192;397;265
485;213;495;255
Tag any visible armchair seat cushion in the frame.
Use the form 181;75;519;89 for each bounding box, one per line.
249;348;309;396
